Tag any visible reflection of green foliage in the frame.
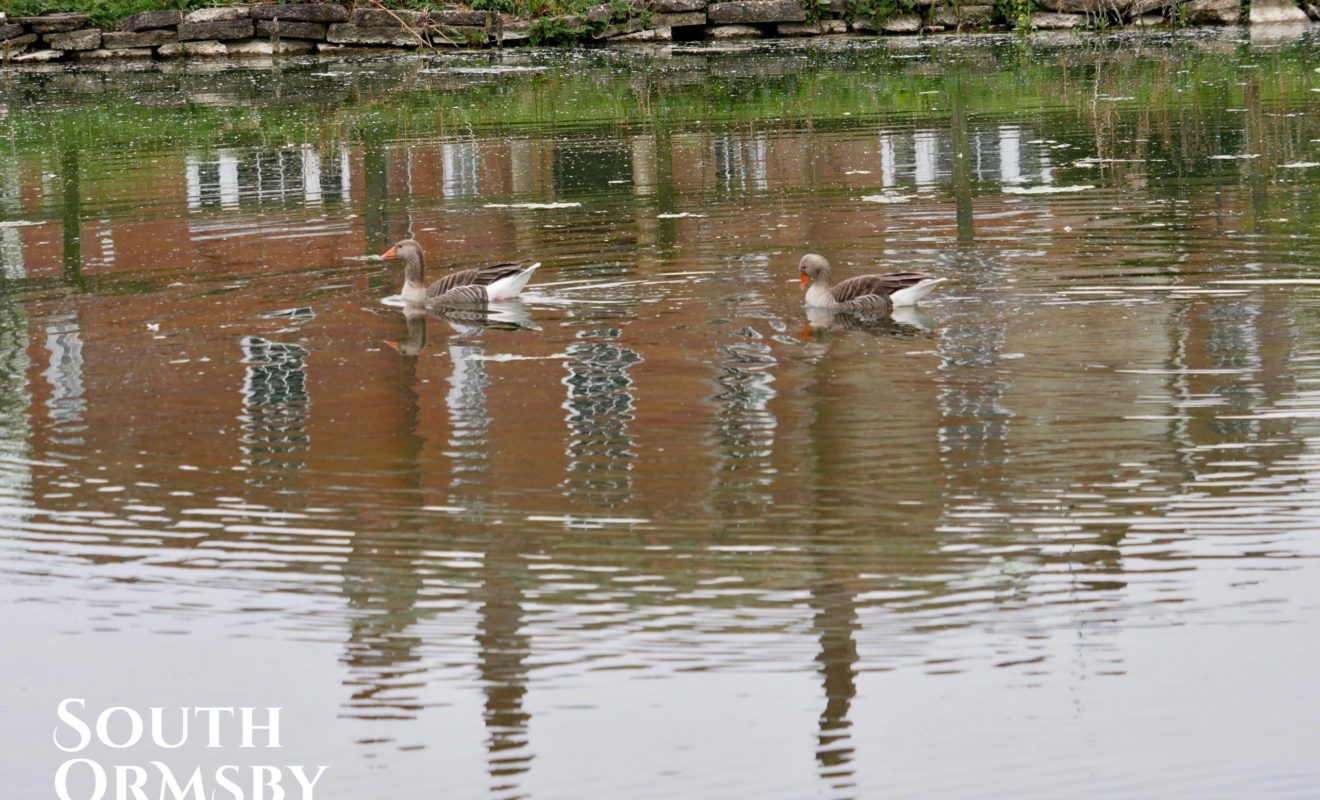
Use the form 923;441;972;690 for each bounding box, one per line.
0;40;1312;157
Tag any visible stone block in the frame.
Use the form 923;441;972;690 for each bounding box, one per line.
596;18;645;37
103;29;177;47
1132;11;1165;23
1130;0;1176;13
654;11;707;25
850;17;876;29
881;12;922;31
1035;0;1102;11
430;25;488;44
708;22;763;34
3;33;38;52
116;9;182;31
348;8;428;26
0;23;26;40
1029;10;1085;26
708;0;805;23
184;7;251;23
1250;0;1307;22
655;0;707;10
611;25;673;39
777;20;822;33
496;20;531;40
1184;0;1239;22
12;47;63;61
18;13;91;33
77;47;153;59
251;4;349;22
226;37;316;54
158;39;231;56
44;28;101;50
326;23;425;45
429;10;491;25
179;19;255;40
933;4;993;25
255;19;329;39
315;41;374;53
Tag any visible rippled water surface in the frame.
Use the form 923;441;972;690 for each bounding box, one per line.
4;30;1320;798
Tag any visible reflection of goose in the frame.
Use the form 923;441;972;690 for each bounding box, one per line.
381;239;540;306
800;253;945;312
384;303;539;356
804;305;936;337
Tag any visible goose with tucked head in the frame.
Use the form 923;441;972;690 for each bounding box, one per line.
799;253;945;313
382;238;540;307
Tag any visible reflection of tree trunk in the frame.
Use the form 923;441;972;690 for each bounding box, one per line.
803;356;859;797
1244;75;1268;233
812;581;858;798
477;533;532;798
363;134;389;254
60;146;82;288
340;341;429;720
655;126;679;251
948;69;975;249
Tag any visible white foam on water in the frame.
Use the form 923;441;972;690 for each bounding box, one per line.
1003;184;1095;194
484;202;582;209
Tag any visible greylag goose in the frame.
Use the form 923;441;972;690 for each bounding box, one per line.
799;253;945;312
382;239;540;306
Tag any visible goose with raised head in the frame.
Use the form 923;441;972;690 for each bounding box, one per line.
382;239;540;306
798;253;945;313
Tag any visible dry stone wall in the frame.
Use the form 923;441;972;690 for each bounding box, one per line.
0;0;1297;63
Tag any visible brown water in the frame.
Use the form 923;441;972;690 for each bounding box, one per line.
3;31;1320;799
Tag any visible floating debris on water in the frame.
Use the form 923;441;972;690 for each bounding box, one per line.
258;307;315;320
1003;184;1095;194
484;202;583;209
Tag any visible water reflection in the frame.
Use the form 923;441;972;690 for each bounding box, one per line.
561;329;643;508
709;255;781;521
239;336;310;473
42;312;87;451
448;341;491;485
4;36;1320;800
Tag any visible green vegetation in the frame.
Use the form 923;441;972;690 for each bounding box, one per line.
0;0;607;26
847;0;917;26
992;0;1033;29
2;0;245;27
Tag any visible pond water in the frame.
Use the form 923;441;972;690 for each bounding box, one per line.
3;30;1320;799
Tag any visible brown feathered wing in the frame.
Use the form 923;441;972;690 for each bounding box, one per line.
426;260;534;304
829;271;934;311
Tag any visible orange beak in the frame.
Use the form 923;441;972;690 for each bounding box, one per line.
381;246;397;260
800;273;809;290
383;339;401;352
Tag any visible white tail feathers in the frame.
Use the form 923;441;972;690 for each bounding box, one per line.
889;277;946;308
486;262;541;301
